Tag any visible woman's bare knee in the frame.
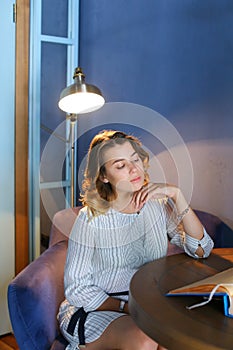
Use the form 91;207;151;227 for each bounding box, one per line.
85;315;161;350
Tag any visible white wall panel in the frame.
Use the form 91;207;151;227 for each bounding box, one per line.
0;0;15;335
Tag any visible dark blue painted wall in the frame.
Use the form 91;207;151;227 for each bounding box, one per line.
79;0;233;142
75;0;233;227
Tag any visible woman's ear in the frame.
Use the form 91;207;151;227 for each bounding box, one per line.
99;175;109;183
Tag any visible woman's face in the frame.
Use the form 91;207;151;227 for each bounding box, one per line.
101;141;145;195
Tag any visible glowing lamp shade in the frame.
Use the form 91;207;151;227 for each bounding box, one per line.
58;67;105;114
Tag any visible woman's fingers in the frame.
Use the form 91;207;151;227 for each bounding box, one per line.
133;183;165;207
132;190;146;209
133;183;179;207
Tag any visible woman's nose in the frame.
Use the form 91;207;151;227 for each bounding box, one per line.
128;161;137;172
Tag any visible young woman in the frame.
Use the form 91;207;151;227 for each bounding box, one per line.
58;130;214;350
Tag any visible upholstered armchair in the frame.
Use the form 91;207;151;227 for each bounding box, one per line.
7;207;233;350
7;207;81;350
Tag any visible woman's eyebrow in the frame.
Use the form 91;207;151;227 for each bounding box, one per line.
111;158;125;165
131;151;137;157
111;152;137;165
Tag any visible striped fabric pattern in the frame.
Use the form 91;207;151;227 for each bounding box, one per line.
58;199;213;346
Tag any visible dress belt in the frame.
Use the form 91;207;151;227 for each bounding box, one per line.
67;307;88;347
66;291;129;346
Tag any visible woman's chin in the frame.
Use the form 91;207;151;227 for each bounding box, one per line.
131;181;144;191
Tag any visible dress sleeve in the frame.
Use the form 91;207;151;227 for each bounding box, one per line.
165;198;214;258
64;212;109;312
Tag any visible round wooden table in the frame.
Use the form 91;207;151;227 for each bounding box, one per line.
129;249;233;350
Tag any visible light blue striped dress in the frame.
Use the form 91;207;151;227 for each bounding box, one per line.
58;199;213;349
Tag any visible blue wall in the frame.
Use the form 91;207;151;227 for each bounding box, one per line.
77;0;233;227
79;0;233;141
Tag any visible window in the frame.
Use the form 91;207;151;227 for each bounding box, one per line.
29;0;79;258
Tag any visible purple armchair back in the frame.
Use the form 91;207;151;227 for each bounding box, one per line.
7;207;233;349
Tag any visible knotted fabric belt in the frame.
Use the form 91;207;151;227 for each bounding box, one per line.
66;291;129;346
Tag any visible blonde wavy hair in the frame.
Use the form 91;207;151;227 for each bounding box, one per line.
81;130;150;217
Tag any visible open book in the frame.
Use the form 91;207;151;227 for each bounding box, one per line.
166;267;233;318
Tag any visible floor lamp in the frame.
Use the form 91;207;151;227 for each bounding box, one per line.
58;67;105;207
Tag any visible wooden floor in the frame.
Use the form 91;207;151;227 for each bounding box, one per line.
0;334;19;350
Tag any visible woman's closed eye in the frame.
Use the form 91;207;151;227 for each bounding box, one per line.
116;157;140;169
116;161;125;169
114;156;141;170
133;156;140;163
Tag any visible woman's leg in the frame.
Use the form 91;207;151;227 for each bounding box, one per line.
85;315;167;350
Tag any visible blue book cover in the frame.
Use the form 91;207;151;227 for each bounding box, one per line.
166;267;233;318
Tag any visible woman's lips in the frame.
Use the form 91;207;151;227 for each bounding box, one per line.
130;176;141;183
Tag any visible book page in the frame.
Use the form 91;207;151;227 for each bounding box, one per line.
168;267;233;296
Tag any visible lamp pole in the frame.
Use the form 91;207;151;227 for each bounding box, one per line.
69;114;78;207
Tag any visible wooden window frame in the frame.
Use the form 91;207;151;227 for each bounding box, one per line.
15;0;79;272
15;0;30;273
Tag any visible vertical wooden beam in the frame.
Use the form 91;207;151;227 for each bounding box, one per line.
15;0;30;273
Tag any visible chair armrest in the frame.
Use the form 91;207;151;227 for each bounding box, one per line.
8;241;68;350
49;207;81;247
